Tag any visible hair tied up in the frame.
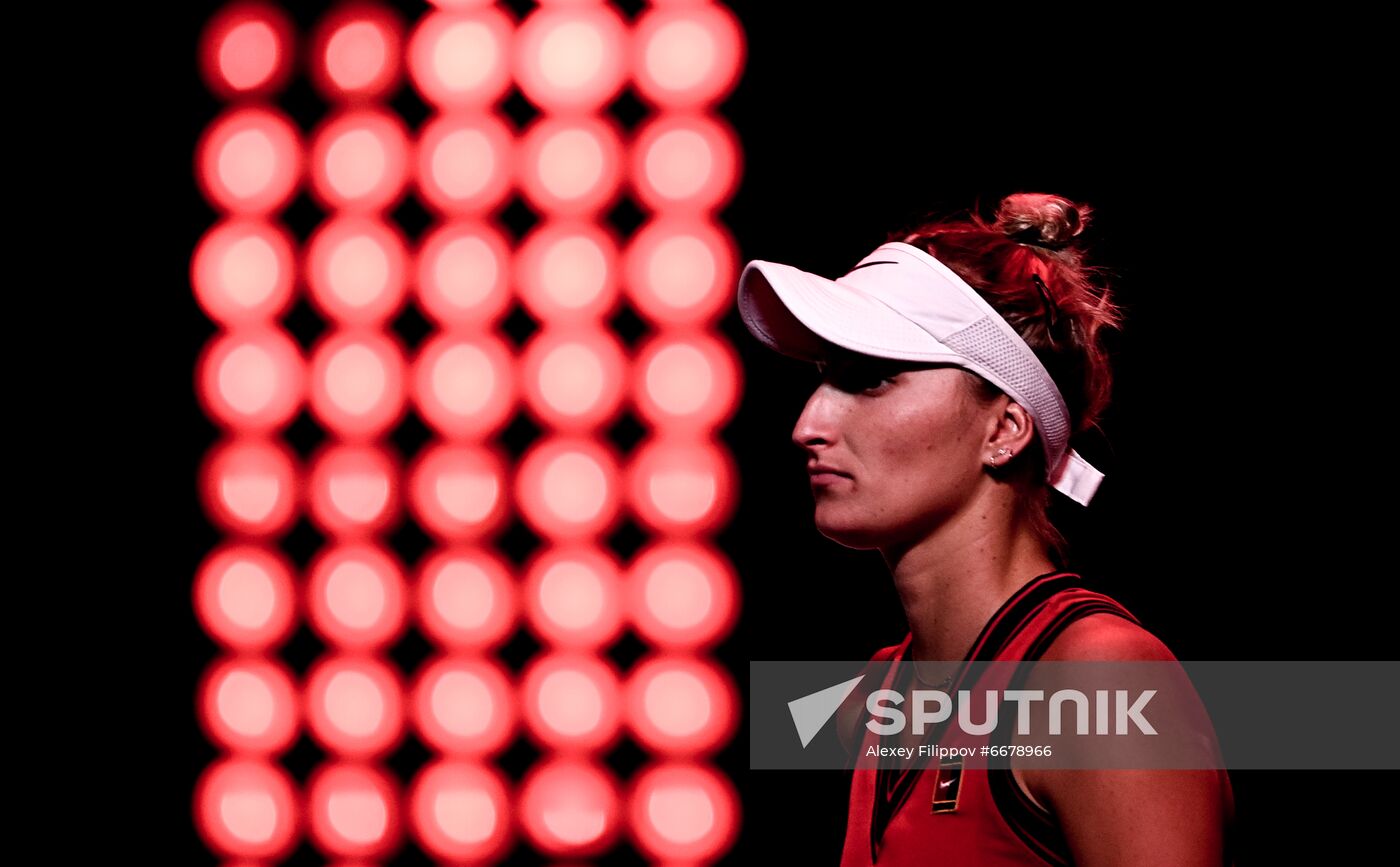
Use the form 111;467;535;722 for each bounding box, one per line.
995;192;1087;252
890;191;1121;566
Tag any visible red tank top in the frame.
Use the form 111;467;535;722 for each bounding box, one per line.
837;570;1144;866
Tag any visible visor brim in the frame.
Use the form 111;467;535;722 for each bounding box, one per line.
736;259;962;364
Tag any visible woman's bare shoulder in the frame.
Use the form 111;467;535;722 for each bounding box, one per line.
1038;611;1178;663
1024;616;1231;864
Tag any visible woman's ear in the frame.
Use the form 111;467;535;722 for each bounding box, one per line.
987;399;1038;464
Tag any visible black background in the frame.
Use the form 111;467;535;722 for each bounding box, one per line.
162;1;1397;863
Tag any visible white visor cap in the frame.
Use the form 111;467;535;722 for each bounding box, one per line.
736;241;1104;506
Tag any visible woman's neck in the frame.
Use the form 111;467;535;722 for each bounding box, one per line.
881;499;1056;663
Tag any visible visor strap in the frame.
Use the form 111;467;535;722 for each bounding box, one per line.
1049;448;1104;506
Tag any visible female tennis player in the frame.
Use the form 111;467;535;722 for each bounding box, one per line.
736;192;1235;865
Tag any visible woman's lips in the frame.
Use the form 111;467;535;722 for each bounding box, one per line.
808;464;851;485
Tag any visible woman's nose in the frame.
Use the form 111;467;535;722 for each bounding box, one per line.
791;384;840;449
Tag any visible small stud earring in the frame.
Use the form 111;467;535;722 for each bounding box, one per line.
988;447;1012;466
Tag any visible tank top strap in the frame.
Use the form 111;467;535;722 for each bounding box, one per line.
982;578;1144;865
840;633;916;762
869;570;1140;863
988;575;1142;662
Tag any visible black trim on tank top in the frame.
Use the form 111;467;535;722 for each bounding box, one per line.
869;570;1079;863
1027;601;1141;663
987;765;1073;866
985;596;1143;865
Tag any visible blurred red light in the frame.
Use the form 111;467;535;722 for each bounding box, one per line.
407;8;515;109
194;0;749;854
629;113;740;214
626;436;736;535
196;106;303;215
624;654;738;755
200;437;301;537
411;330;517;439
519;327;628;431
305;543;409;650
194;543;298;651
406;442;510;541
522;544;625;649
415;547;519;650
514;219;621;323
305;762;402;858
514;3;628;113
307;443;401;538
308;108;411;212
623;216;738;327
519;652;623;752
191;218;296;325
415;113;516;215
304;654;406;758
196;326;305;433
632;329;740;432
198;2;295;100
193;757;300;859
517;115;624;217
308;329;409;439
515;436;622;541
305;216;410;325
517;757;621;857
197;655;300;754
626;761;739;862
309;4;405;101
626;539;738;650
410;655;516;755
414;219;513;327
407;759;513;862
632;1;744;110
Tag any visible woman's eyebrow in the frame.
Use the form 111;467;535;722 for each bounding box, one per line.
824;348;873;366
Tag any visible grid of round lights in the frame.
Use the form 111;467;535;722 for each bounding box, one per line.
193;1;745;862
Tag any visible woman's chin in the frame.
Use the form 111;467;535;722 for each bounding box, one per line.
813;509;888;550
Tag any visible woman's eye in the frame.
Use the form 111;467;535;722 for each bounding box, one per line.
815;357;898;393
830;368;896;393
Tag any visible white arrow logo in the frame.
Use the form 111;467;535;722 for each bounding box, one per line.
788;675;865;748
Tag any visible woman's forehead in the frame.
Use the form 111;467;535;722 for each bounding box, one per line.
814;341;885;365
814;342;956;372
